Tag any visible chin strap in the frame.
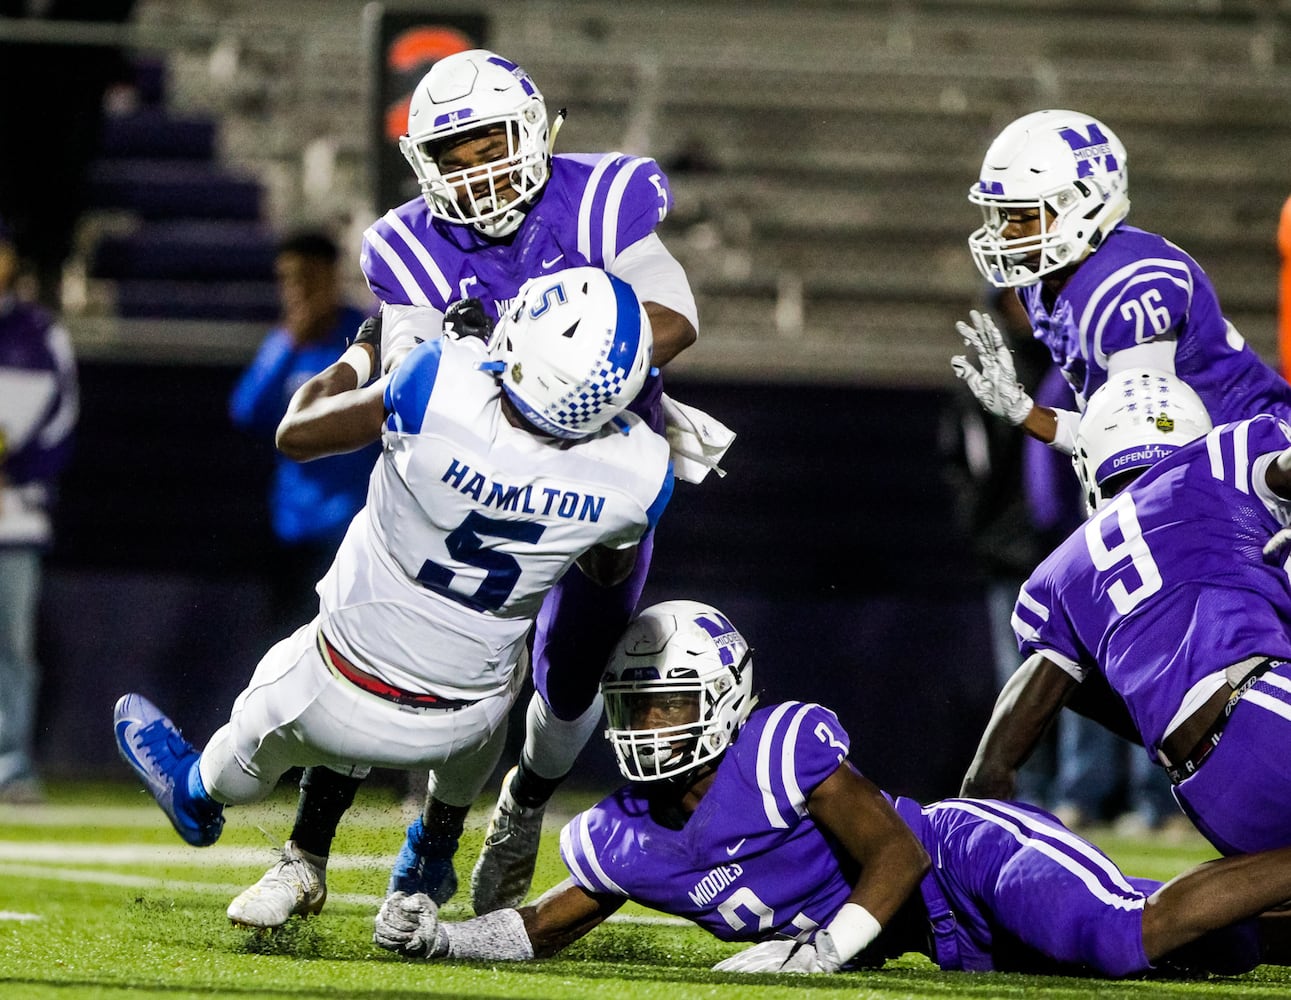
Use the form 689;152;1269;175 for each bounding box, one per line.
548;108;567;153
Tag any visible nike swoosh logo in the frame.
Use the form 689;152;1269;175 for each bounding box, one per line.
115;720;144;770
726;838;746;856
542;254;564;269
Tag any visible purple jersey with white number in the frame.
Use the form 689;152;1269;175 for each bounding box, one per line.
360;153;673;427
1020;225;1291;422
561;701;855;942
562;702;1260;976
1014;415;1291;754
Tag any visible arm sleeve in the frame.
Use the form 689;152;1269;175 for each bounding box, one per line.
559;808;631;898
755;702;852;827
1223;416;1291;524
1012;576;1088;681
383;339;445;435
382;303;446;369
4;320;79;485
610;233;699;333
360;213;453;309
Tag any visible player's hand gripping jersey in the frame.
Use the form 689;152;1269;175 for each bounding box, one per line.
1013;414;1291;752
316;335;673;702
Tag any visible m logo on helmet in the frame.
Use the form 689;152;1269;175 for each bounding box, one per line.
1057;124;1119;179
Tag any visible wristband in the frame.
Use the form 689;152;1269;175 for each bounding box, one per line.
443;907;534;961
1049;406;1081;456
339;343;373;387
823;902;881;964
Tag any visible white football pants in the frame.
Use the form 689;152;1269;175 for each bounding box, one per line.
198;618;528;805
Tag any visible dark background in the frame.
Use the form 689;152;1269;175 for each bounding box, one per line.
34;361;998;803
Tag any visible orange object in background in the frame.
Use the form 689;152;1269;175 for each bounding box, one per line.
1280;194;1291;382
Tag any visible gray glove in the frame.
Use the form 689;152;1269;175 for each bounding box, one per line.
950;309;1035;425
373;891;448;959
712;931;843;974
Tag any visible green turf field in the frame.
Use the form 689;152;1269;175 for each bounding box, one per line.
2;780;1289;1000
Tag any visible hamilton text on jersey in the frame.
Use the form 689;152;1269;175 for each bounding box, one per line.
441;458;607;522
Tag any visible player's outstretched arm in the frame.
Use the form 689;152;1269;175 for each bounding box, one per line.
522;878;625;957
374;879;622;962
275;363;387;462
961;653;1077;799
644;302;697;368
1142;844;1291;967
717;763;930;975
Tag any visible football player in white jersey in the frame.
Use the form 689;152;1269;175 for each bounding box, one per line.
333;48;730;925
112;267;675;928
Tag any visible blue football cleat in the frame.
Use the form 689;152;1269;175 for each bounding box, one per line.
113;693;224;847
388;816;458;904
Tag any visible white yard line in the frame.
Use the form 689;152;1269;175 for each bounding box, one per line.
0;841;395;870
0;840;691;927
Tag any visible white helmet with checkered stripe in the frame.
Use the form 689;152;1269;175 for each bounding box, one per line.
491;266;652;439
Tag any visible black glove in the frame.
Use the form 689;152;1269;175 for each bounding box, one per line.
352;313;382;381
443;298;493;343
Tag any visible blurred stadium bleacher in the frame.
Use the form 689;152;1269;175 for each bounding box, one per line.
45;0;1288;383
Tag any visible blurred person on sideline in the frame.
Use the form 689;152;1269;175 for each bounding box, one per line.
0;218;78;802
374;600;1291;981
229;230;378;631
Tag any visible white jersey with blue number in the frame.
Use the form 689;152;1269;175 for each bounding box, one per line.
316;336;673;700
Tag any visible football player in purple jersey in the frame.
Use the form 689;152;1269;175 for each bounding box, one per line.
372;599;1291;979
963;368;1291;857
238;48;722;928
951;109;1291;460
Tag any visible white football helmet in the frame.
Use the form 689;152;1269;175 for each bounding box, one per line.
400;49;550;238
1074;367;1212;512
602;600;756;783
968;109;1130;288
491;266;652;439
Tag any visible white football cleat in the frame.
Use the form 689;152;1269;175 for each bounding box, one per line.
227;840;327;928
469;767;547;914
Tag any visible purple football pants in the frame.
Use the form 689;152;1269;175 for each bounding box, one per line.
532;531;654;721
1174;661;1291;855
530;385;664;721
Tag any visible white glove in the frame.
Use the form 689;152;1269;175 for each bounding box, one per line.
712;931;843;974
950;309;1035;426
373;891;448;959
1263;527;1291;564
